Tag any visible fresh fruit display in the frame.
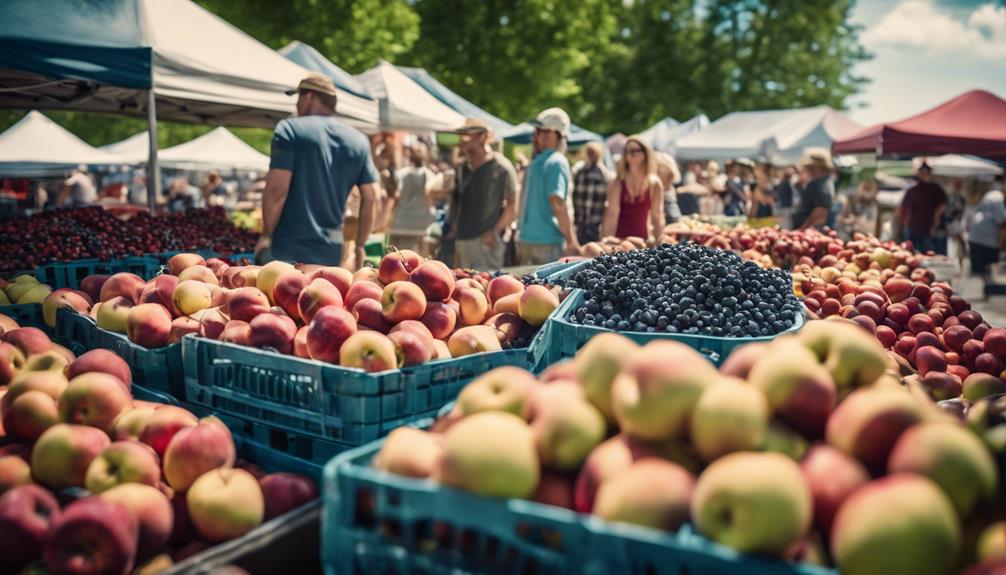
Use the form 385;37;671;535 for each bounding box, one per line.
0;207;256;273
561;244;802;337
0;347;317;574
1;274;55;306
371;319;1002;574
51;250;552;372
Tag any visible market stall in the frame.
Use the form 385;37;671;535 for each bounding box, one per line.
158;127;269;173
396;65;517;135
0;111;122;177
639;114;710;155
279;41;374;101
357;61;467;133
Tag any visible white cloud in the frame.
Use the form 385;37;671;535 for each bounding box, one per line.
862;0;1006;59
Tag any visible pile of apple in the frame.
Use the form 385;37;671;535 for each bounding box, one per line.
371;318;1006;575
43;249;557;372
0;273;55;307
0;341;317;574
798;266;1006;398
0;206;257;273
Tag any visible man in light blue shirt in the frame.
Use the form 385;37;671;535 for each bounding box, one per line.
517;107;580;265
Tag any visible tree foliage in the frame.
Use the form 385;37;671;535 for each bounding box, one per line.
0;0;869;146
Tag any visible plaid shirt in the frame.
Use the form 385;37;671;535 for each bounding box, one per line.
573;163;609;242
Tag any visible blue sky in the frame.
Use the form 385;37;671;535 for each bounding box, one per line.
848;0;1006;126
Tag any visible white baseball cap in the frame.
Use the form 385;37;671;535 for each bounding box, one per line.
530;107;570;136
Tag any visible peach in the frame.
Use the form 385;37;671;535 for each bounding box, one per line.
799;445;869;536
381;281;427;324
409;260;455;302
887;421;997;516
228;265;262;289
272;270;308;320
256;260;295;304
2;328;53;358
44;496;140;575
573;434;668;513
139;405;198;459
438;411;539;499
825;387;923;474
31;423;111;489
0;455;32;494
532;396;606;471
172;280;212;316
798;319;889;389
963;373;1006;401
85;441;162;494
293;325;310;358
99;272;146;304
177;264;219;286
718;342;771;379
419;301;456;340
518;285;559;327
248;312;297;355
163;417;236;492
139;275;180;316
748;340;836;438
111;406;156;441
0;343;23;387
389;330;432;367
447;325;503;358
99;483;173;561
373;427;443;479
344;281;383;310
65;349;131;389
690;377;771;462
3;389;60;443
220;320;253;346
79;274;110;302
224;287;272;324
126;303;173;348
431;339;451;360
483;312;526;345
96;296;134;333
58;372;132;433
167;253;206;276
169;316;201;344
456;287;489;326
458;366;536;418
259;472;318;521
193;306;229;340
353;298;392;333
186;468;264;542
611;340;716;441
492;292;521;315
377;250;422;285
21;350;68;374
486;274;524;307
830;475;960;575
42;288;92;328
352;267;380;284
340;331;397;372
306;306;357;363
307;266;353;298
594;459;694;532
297;278;343;324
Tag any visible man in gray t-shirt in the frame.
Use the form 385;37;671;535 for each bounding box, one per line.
450;119;517;271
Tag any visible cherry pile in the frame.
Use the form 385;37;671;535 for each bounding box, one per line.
0;207;257;272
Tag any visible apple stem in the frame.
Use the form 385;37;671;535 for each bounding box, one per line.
388;245;415;272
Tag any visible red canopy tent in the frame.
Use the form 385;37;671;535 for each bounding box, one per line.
833;90;1006;160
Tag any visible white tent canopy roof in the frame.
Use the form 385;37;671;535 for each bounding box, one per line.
357;61;466;133
675;106;862;165
157;127;269;172
0;111;121;176
639;114;710;154
0;0;379;131
100;131;150;165
914;154;1004;178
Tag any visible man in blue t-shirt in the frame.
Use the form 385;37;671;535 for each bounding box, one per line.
517;107;580;265
255;72;379;267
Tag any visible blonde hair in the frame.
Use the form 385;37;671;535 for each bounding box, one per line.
616;136;656;179
655;152;680;186
582;142;603;165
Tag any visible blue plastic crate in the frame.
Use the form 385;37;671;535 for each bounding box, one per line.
34;256;161;289
54;309;185;398
322;437;588;575
0;303;48;331
542;259;591;285
323;438;836;575
182;334;531;446
530;289;806;368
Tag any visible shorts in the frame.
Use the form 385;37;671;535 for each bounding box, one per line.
970;242;1000;275
456;236;505;271
517;242;563;266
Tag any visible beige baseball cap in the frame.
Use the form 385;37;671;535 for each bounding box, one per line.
530;107;570;136
285;72;338;97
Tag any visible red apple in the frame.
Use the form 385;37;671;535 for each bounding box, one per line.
408;260;455;303
306;307;357;363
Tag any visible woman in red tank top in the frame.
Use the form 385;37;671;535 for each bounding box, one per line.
602;136;665;242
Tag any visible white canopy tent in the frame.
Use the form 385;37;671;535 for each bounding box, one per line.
357;61;466;133
675;106;862;165
100;131;150;165
914;155;1004;179
639;114;710;155
158;127;269;172
0;111;121;177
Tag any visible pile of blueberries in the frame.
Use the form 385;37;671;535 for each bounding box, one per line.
564;244;802;337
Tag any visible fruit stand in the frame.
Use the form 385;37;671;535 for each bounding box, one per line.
1;207;1005;575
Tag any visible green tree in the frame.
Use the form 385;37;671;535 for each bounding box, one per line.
195;0;420;72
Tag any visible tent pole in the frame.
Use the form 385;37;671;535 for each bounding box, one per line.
146;90;161;214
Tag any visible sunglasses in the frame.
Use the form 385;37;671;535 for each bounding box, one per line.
626;147;645;156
